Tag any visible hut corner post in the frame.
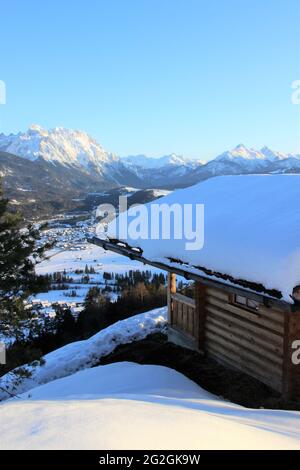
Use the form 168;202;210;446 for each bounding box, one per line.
282;309;300;401
195;281;207;354
167;272;176;325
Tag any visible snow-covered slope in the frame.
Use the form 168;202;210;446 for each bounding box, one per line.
1;305;299;449
0;307;167;401
1;362;300;450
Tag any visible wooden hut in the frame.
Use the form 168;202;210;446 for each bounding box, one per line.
91;175;300;401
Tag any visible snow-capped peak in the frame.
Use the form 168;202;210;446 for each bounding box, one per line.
0;125;115;169
216;144;267;162
28;123;47;134
1;126;300;190
214;144;300;165
123;153;201;169
234;143;248;151
259;146;296;161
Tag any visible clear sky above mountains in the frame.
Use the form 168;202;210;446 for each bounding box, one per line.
0;0;299;160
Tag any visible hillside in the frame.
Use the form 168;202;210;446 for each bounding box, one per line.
1;125;300;218
0;150;116;219
0;308;299;450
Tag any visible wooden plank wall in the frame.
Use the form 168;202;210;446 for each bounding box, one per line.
283;311;300;400
204;286;285;392
167;275;299;395
171;293;196;338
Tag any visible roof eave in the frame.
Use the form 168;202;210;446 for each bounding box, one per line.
90;236;294;312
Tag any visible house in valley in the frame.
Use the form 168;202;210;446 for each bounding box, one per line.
91;175;300;401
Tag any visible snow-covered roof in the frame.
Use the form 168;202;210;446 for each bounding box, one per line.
107;175;300;303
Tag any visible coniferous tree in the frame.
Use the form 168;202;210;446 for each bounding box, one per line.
0;181;48;334
84;286;106;309
0;180;50;382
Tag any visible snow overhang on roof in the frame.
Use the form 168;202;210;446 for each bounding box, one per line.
95;174;300;306
90;237;292;311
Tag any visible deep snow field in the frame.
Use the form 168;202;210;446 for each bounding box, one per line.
1;363;300;450
0;308;300;450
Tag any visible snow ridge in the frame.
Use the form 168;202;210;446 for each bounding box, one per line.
0;307;167;401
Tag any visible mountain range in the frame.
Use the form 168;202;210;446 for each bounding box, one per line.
0;124;299;218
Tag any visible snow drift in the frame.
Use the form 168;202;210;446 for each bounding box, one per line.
0;362;300;450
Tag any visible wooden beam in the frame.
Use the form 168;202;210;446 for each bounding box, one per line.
167;273;176;324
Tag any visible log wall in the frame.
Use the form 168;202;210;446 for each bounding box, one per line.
282;311;300;400
203;286;285;392
168;275;300;397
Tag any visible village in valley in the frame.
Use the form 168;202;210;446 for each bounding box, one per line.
29;212;161;320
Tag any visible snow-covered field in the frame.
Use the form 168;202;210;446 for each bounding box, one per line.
36;244;145;277
1;361;300;450
1;307;300;450
33;242;161;307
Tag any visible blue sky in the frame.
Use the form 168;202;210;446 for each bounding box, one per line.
0;0;299;160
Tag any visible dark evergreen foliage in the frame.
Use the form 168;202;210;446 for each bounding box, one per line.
0;180;50;382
